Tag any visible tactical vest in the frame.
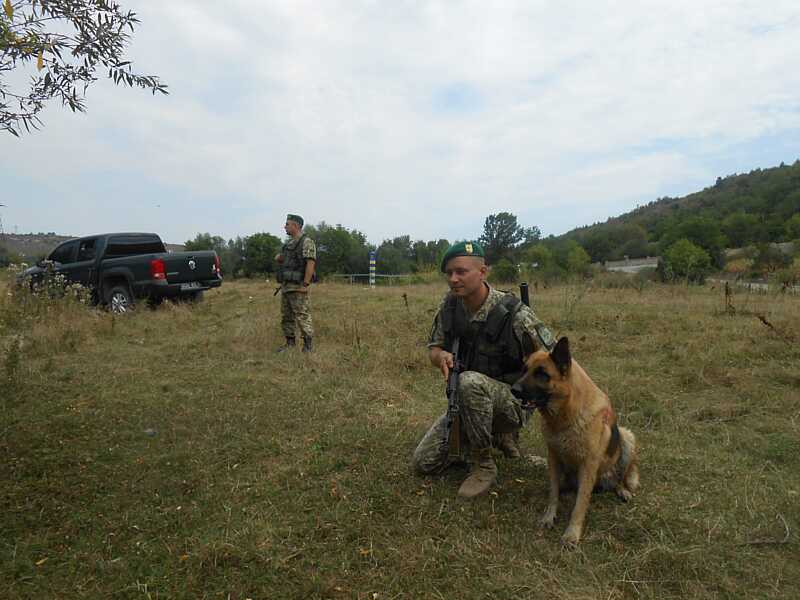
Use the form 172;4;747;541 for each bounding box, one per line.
277;235;307;284
441;293;533;384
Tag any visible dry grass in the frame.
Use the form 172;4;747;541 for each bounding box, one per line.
1;274;799;599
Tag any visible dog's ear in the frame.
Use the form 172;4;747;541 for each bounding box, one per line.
551;337;571;376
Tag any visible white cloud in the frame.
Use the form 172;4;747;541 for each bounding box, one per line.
2;1;800;243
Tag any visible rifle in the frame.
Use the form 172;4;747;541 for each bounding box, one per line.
443;338;463;460
519;282;530;307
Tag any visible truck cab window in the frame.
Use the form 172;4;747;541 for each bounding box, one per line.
77;239;97;262
49;240;79;265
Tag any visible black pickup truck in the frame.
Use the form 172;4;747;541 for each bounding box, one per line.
19;233;222;312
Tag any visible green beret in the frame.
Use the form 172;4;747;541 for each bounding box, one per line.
286;214;304;227
440;241;486;272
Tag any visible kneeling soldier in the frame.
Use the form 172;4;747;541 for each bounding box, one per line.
412;241;555;498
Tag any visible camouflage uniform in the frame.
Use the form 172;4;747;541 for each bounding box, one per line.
280;236;316;339
412;285;555;474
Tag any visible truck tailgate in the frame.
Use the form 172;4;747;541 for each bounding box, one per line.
162;252;218;285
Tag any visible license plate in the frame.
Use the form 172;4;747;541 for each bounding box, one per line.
180;282;202;291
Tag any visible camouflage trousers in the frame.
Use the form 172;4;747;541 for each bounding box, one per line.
412;371;531;475
281;291;314;339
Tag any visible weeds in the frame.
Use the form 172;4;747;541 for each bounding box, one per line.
557;279;593;328
0;275;798;599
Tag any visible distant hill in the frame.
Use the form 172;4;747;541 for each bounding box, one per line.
1;233;185;260
0;233;75;260
559;160;800;264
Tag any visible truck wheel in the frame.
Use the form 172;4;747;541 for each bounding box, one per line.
106;284;134;314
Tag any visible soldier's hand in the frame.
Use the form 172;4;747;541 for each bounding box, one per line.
275;254;284;264
439;351;454;380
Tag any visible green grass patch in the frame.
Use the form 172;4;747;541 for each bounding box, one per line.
1;274;798;598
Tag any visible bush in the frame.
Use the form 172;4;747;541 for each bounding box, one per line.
660;239;712;283
489;258;519;283
770;257;800;288
724;257;753;276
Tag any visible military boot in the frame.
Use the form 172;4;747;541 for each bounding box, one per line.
495;431;521;459
457;447;497;499
302;336;313;353
276;337;296;353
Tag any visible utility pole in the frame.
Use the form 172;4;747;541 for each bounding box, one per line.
0;203;5;239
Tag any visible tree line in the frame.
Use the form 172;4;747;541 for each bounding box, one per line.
185;182;800;285
184;212;593;281
564;161;800;258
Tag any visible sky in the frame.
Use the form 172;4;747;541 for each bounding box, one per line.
2;0;800;245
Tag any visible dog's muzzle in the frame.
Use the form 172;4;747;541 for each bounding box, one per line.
510;383;551;410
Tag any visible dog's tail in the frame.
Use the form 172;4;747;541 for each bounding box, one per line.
618;427;640;492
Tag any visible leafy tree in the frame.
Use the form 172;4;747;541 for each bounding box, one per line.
488;258;518;283
376;244;410;275
786;213;800;241
522;243;554;271
479;212;534;263
580;229;614;263
566;244;591;276
616;236;650;260
304;222;370;276
216;236;244;278
722;212;762;247
1;0;167;136
185;233;226;254
661;238;711;283
657;216;726;267
521;242;563;281
412;238;449;271
753;243;790;275
184;233;249;276
243;232;281;277
546;238;584;272
376;235;414;274
521;225;542;246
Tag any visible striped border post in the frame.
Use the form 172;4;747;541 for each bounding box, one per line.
369;251;376;288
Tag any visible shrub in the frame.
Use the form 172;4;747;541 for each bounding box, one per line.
489;258;518;283
724;257;753;275
661;239;712;283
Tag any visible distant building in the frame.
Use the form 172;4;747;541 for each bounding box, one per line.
725;242;795;260
601;256;660;273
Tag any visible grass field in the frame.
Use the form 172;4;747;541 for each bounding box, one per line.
1;275;799;599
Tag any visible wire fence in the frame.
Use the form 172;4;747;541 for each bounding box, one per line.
326;274;417;285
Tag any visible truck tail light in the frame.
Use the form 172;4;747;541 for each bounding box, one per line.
150;258;166;280
213;254;221;275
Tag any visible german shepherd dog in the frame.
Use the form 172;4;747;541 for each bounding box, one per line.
511;337;639;546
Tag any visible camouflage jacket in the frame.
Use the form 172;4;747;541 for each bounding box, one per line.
428;284;555;382
281;235;317;293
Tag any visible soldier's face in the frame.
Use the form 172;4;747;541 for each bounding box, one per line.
285;221;299;236
445;256;487;297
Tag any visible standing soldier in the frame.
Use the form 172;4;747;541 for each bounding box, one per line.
275;214;316;352
412;241;556;498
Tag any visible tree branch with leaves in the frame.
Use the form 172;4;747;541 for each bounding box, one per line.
1;0;167;136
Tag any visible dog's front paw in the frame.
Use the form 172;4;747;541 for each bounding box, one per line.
560;526;581;547
616;487;633;503
539;506;557;529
